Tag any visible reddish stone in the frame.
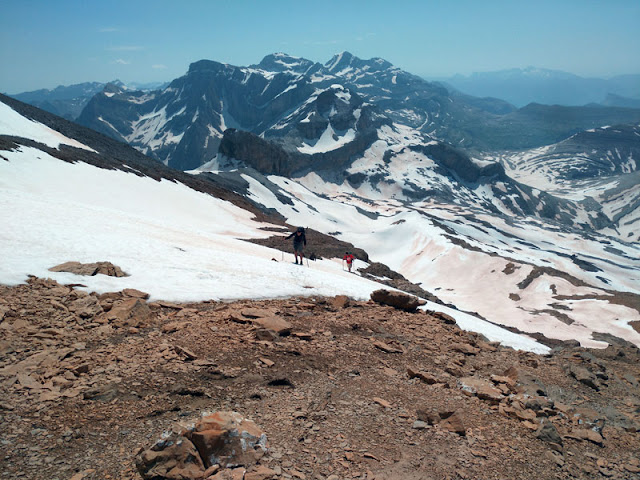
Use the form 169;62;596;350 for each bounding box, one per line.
188;412;267;468
136;434;205;480
459;377;504;403
439;412;466;436
370;289;425;312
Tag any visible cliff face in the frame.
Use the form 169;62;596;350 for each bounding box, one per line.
220;129;294;175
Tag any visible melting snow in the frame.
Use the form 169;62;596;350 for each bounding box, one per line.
0;102;95;151
298;124;356;154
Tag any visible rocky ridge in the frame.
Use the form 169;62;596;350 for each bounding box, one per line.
1;277;639;480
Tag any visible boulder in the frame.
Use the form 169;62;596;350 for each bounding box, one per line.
490;374;516;390
537;420;563;447
569;365;600;391
565;428;604;445
100;298;151;328
188;411;267;468
330;295;350;309
123;288;150;299
430;311;457;325
370;289;425;312
373;340;404;354
439;412;466;436
407;367;439;384
451;342;479;356
136;433;205;480
416;409;466;435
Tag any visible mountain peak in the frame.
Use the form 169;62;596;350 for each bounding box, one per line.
256;53;316;74
324;51;393;74
187;59;232;75
324;51;356;72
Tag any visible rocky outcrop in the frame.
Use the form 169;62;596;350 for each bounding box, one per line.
188;411;267;468
413;142;506;183
49;261;128;277
219;129;296;176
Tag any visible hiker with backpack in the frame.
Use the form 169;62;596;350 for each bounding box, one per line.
284;226;307;265
343;251;355;272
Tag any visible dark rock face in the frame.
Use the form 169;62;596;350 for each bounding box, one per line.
413;142;506;183
219;90;385;177
220;129;294;176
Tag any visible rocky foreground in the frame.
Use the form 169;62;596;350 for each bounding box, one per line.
1;277;639;480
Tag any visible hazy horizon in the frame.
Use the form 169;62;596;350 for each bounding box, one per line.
2;0;639;94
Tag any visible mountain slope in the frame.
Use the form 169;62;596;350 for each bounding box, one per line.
494;123;640;241
189;158;640;349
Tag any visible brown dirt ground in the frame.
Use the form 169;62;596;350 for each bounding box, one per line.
1;278;639;480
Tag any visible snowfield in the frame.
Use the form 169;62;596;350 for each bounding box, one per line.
0;102;95;151
239;171;640;349
2;100;640;353
0;143;549;354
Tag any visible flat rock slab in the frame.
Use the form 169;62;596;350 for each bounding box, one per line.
49;261;128;277
459;376;504;403
251;316;292;335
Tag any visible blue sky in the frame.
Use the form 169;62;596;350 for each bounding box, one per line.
1;0;639;93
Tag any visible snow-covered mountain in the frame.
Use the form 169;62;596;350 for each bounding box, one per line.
71;53;640;238
9;81;108;120
493;124;640;241
76;52;640;168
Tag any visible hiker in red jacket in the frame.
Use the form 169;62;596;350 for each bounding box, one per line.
343;251;355;272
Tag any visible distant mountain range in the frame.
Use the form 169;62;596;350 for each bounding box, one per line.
66;53;640;170
9;80;169;120
437;67;640;108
